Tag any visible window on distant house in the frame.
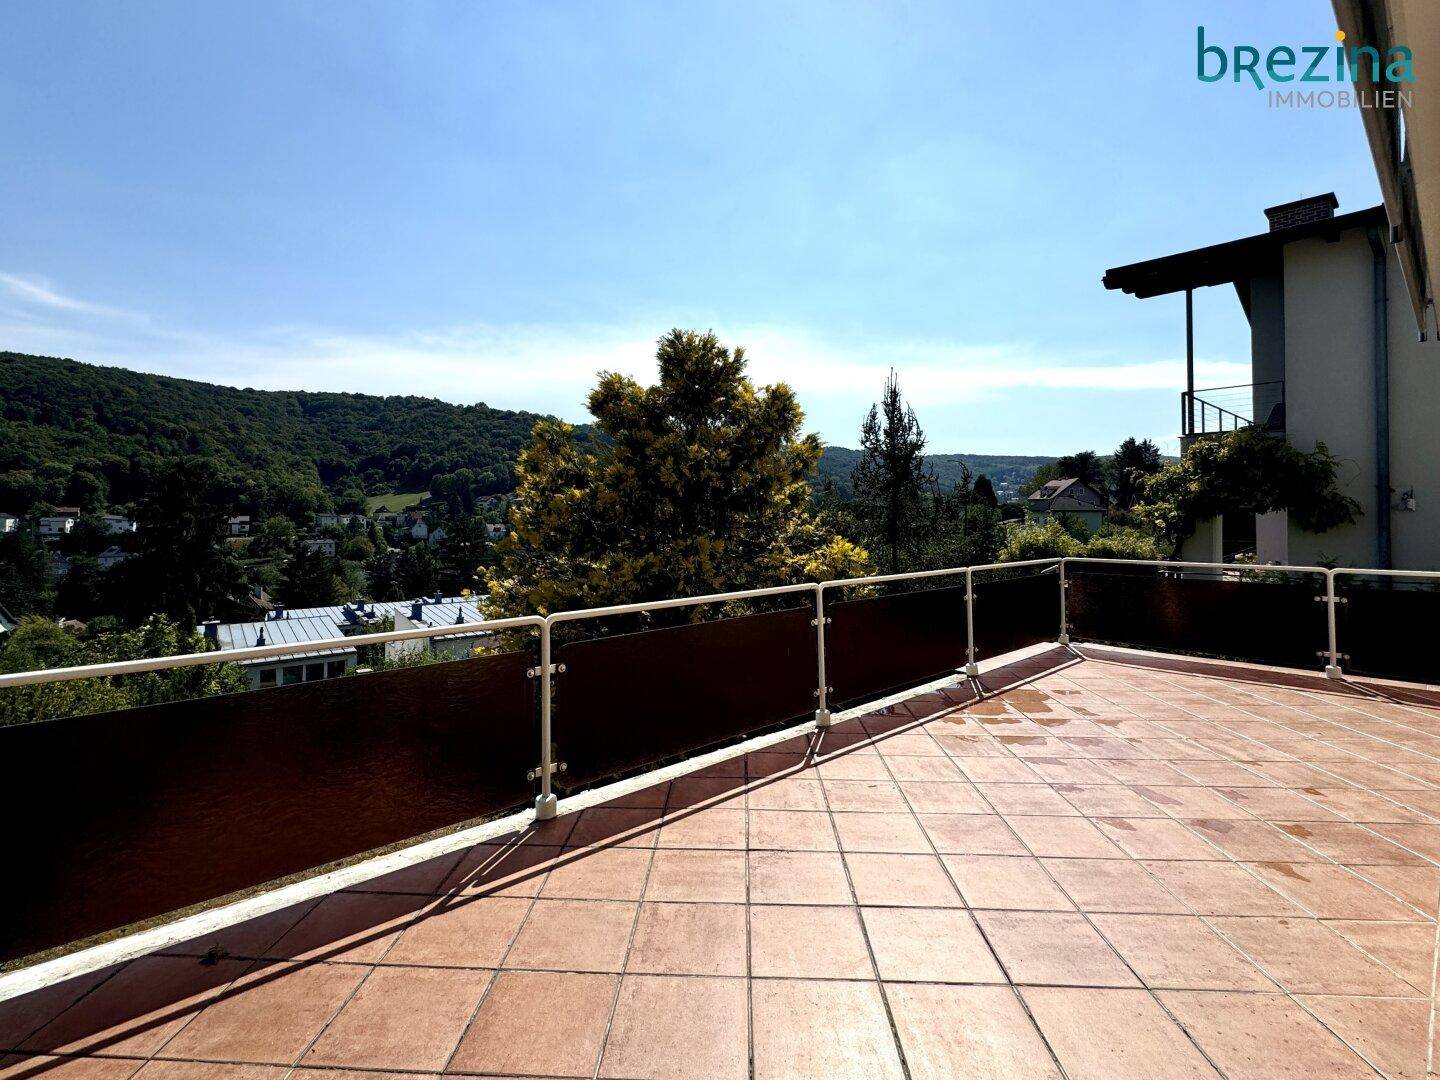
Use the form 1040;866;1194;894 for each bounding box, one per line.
282;665;302;685
326;660;346;679
258;668;276;687
304;662;325;682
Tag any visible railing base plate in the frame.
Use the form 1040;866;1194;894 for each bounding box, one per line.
534;793;558;820
1325;665;1344;680
814;708;833;730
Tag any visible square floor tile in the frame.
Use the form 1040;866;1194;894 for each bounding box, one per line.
565;806;665;849
599;975;748;1080
265;890;429;964
383;895;530;968
942;855;1073;911
1094;818;1219;860
1139;860;1300;916
1021;986;1220;1079
832;812;931;853
823;779;908;813
1003;815;1124;858
748;850;853;905
1210;916;1418;996
1321;919;1436;991
448;970;616;1078
845;853;961;907
643;849;745;903
862;907;1004;983
746;777;826;811
886;983;1059;1080
439;842;562;897
156;962;368;1065
1040;859;1186;914
751;979;903;1080
657;807;747;850
1158;991;1376;1079
747;809;837;851
24;956;247;1057
917;814;1026;855
1181;819;1314;862
626;902;747;977
1299;995;1430;1080
974;911;1138;987
975;783;1079;816
504;899;636;973
895;779;989;811
1089;914;1273;991
301;965;488;1071
1245;861;1423;920
540;846;653;901
750;905;872;980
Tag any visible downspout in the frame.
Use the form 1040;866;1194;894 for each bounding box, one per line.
1367;226;1392;569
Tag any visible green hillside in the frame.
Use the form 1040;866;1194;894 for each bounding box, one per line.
817;446;1056;500
0;352;549;518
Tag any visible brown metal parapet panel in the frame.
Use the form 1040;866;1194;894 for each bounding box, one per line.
972;571;1061;661
0;650;538;963
1067;568;1327;672
826;583;969;708
555;607;815;791
1339;583;1440;685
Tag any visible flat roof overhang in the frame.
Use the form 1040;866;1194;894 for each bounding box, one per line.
1103;206;1387;299
1334;0;1440;334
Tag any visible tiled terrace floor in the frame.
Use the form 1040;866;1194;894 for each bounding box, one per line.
4;645;1440;1079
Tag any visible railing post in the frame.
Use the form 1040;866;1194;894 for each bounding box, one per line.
1324;570;1344;679
964;568;979;678
1058;558;1071;646
813;584;833;729
534;620;558;819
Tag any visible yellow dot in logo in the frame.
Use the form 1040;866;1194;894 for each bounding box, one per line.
1335;29;1346;41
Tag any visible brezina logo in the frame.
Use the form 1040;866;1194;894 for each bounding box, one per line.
1197;26;1414;109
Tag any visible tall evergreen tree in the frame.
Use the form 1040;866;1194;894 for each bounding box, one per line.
973;474;999;508
1108;437;1163;509
852;371;930;574
277;544;348;607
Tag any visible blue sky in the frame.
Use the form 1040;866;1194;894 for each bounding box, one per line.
0;1;1382;455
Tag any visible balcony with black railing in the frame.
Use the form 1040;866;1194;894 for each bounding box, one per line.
1181;380;1285;441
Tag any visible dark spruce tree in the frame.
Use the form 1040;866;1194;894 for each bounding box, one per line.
852;371;930;574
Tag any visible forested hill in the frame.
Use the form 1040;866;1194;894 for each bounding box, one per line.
0;352;550;518
815;445;1055;499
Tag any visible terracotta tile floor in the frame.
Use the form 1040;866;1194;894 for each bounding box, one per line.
5;645;1440;1078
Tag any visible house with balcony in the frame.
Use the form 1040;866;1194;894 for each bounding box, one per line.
1105;193;1440;569
0;511;19;534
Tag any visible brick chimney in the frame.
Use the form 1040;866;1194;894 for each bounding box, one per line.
1263;193;1338;232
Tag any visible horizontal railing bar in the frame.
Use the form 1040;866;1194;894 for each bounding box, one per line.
1191;380;1285;393
820;557;1060;591
1063;557;1330;576
0;615;546;689
1332;568;1440;582
547;582;817;625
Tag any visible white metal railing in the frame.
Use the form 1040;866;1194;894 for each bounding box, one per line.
2;557;1436;825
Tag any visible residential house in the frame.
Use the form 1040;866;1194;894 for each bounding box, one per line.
1104;193;1440;569
303;538;337;557
0;601;15;638
199;594;490;688
101;514;137;535
227;516;252;537
484;522;506;540
96;546;131;571
0;512;18;534
1026;479;1109;533
314;512;366;530
36;516;75;538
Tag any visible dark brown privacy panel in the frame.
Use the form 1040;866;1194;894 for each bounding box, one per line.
1339;582;1440;684
0;651;536;963
972;571;1061;660
555;608;815;790
1067;569;1325;671
826;583;968;708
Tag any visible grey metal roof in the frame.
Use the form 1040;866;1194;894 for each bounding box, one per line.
201;595;492;664
211;616;355;665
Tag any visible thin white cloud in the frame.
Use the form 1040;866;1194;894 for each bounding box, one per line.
0;272;139;320
0;274;1239;452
